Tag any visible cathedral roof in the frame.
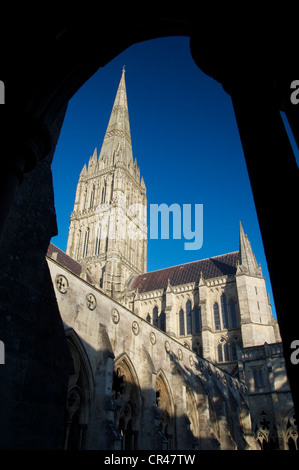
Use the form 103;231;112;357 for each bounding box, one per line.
47;242;95;284
128;251;239;293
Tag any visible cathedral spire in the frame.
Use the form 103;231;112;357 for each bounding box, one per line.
66;69;147;297
237;222;262;277
99;68;133;168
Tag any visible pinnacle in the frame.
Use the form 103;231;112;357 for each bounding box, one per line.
98;68;133;168
238;222;261;277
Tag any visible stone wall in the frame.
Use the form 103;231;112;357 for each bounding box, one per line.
47;254;257;449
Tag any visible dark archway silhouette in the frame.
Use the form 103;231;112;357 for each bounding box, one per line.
0;7;298;448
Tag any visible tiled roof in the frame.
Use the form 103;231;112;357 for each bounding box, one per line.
128;252;239;293
47;243;95;284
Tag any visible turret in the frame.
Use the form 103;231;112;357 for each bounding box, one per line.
236;223;278;346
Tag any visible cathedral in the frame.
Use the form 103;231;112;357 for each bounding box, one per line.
46;69;297;450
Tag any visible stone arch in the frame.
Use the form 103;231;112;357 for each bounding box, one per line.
155;370;175;449
284;408;298;450
112;353;142;450
253;409;279;450
64;328;95;450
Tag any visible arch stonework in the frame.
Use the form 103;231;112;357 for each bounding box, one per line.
112;354;142;450
155;371;175;449
64;328;95;449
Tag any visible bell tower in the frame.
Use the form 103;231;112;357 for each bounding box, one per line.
66;69;147;297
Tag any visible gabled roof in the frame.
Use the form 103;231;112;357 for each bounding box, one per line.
128;252;239;293
47;242;95;284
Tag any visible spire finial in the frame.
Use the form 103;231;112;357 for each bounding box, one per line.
238;221;260;276
122;65;126;73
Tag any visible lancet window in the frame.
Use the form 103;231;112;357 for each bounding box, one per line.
82;228;89;258
179;302;201;336
94;224;102;255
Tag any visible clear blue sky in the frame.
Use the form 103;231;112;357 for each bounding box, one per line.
50;36;299;320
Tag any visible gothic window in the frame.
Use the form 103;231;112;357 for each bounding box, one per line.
231;342;238;361
110;175;114;203
82;228;89;258
253;367;264;390
179;309;185;336
193;306;201;333
105;214;110;253
156;373;174;450
83;185;87;210
213;303;221;330
223;342;229;361
229;299;238;328
153;306;158;328
186;300;192;335
218;338;229;362
159;311;166;332
112;357;141;451
101;182;107;204
89;184;95;208
64;333;93;450
217;343;223;362
94;225;101;255
286;412;298;450
146;314;151;323
220;294;229;329
124;419;137;450
254;412;278;450
76;229;82;259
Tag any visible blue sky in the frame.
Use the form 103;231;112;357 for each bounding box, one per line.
50;36;299;320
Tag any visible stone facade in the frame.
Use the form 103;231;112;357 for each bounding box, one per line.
47;253;256;450
46;70;297;450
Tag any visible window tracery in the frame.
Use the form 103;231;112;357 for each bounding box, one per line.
254;411;278;450
112;358;140;450
156;373;174;450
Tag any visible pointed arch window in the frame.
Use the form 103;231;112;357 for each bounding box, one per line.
213;303;221;330
82;228;89;258
230;299;238;328
94;224;101;255
159;311;166;332
220;294;229;329
224;343;229;361
217;344;223;362
193;306;201;333
76;229;82;259
89;184;95;208
253;367;264;390
231;342;237;361
186;300;192;335
179;309;185;336
218;339;229;362
101;182;107;204
153;306;159;328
